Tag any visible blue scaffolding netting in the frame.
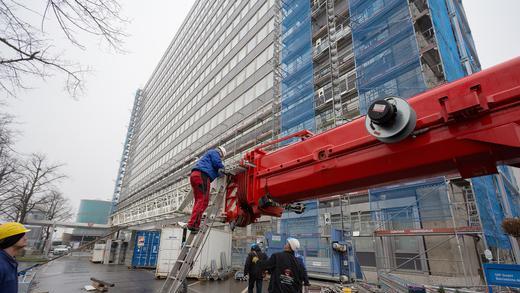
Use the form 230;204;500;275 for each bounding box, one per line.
280;0;315;138
279;200;321;256
452;0;481;74
349;0;427;114
471;175;511;249
369;177;450;226
427;0;465;81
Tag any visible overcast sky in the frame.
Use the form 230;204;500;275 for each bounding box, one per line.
5;1;520;213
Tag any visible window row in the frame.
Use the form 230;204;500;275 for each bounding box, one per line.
136;0;274;158
130;43;274;178
138;0;266;139
130;17;275;171
128;72;274;189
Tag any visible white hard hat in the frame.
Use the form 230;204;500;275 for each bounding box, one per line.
287;237;300;251
217;146;227;157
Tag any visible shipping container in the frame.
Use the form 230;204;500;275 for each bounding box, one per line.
156;227;232;278
131;230;160;268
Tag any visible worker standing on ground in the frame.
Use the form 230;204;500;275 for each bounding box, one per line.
186;146;226;232
295;251;310;290
260;237;305;293
244;243;268;293
0;222;30;293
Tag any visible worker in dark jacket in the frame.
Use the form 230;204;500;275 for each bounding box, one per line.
0;222;30;293
244;243;267;293
260;237;305;293
295;252;310;289
186;146;226;232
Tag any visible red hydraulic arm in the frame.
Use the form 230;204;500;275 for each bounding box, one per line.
224;57;520;227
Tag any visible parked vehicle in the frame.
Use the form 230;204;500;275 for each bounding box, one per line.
52;245;70;255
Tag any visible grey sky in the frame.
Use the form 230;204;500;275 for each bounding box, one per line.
7;1;196;212
6;1;520;213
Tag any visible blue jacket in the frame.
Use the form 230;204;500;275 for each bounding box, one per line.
0;250;18;293
192;149;225;181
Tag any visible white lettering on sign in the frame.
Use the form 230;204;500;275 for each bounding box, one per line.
312;262;322;266
373;104;386;113
272;235;281;241
494;273;520;282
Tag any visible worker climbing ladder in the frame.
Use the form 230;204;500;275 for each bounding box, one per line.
158;176;229;293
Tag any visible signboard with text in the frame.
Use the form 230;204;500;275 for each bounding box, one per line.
484;263;520;288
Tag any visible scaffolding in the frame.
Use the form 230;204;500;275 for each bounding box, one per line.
237;168;519;287
349;0;428;114
111;89;143;212
312;0;358;133
280;0;316;139
369;178;483;287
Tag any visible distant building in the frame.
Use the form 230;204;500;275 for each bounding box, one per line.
76;199;112;224
71;199;112;241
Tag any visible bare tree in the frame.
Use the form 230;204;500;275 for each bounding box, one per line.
0;111;20;219
0;0;127;97
0;153;65;222
37;189;73;251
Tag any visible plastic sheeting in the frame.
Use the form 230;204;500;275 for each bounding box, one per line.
427;0;465;81
280;0;315;137
450;0;481;74
369;177;449;226
471;175;512;249
349;0;427;114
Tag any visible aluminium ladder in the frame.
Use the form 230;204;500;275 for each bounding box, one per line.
158;176;229;293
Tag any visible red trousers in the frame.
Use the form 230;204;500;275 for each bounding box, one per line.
187;170;211;228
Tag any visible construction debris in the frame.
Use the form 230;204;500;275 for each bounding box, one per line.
89;277;115;292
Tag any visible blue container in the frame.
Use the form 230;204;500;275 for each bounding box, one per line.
131;231;160;268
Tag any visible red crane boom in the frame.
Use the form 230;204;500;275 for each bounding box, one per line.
223;57;520;227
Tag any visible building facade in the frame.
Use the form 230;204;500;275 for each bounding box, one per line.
113;0;278;225
112;0;519;286
73;199;112;237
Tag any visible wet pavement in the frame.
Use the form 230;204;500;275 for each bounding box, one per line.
30;255;266;293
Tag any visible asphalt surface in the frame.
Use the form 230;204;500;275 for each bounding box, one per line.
30;255;266;293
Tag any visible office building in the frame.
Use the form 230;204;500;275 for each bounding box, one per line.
112;0;519;286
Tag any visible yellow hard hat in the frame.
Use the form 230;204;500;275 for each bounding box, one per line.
0;222;30;240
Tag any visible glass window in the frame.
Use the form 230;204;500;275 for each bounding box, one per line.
230;56;237;69
222;64;229;77
257;25;267;42
246;61;255;77
237;70;246;85
238;47;247;61
231;36;239;49
239;26;248;39
224;44;231;56
247;37;257;53
257;49;268;66
237;94;246;109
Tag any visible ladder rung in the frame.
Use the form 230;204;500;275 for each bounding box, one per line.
159;179;229;293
